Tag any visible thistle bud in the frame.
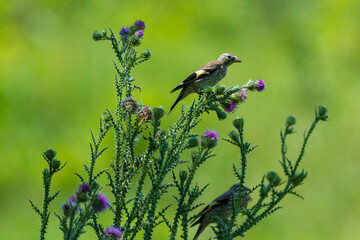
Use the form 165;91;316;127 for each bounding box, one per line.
52;159;61;171
318;106;327;116
291;170;307;186
285;116;296;127
43;148;56;161
153;106;165;120
187;137;199;148
215;85;226;95
225;85;241;94
317;106;328;121
92;30;103;41
286;127;294;134
260;184;271;198
214;108;227;120
243;142;250;150
228;130;240;144
129;35;141;47
203;86;213;95
266;171;281;186
141;49;152;60
246;79;257;91
232;117;245;131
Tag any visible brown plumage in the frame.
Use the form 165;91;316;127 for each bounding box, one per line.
169;53;241;114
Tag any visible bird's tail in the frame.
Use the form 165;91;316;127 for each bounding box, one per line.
169;84;183;94
168;90;185;114
193;224;205;240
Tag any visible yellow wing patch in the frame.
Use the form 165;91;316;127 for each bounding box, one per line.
202;201;221;214
195;69;207;79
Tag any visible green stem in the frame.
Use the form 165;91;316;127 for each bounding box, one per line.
66;202;80;240
40;172;52;240
293;119;319;173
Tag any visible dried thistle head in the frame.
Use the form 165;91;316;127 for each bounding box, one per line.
121;97;139;114
137;106;152;122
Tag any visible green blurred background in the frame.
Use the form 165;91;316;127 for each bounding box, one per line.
1;0;359;239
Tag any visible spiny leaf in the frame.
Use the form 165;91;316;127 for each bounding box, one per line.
29;199;42;216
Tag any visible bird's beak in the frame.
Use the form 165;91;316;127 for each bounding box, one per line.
234;57;241;63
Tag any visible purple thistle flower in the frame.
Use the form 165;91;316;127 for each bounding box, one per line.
119;27;130;36
239;89;247;102
104;226;123;239
68;195;77;206
62;195;79;217
78;183;90;193
94;194;109;213
256;79;265;92
134;20;145;30
204;129;219;142
222;101;237;113
134;30;144;38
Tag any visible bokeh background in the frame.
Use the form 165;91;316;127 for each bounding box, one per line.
1;0;359;239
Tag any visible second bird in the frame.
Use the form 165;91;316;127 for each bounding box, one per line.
168;53;241;114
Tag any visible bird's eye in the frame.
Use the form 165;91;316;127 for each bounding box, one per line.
227;55;231;59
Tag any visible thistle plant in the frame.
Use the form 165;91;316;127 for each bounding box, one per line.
30;20;328;239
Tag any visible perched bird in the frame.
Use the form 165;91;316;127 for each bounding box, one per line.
191;184;251;240
169;53;241;113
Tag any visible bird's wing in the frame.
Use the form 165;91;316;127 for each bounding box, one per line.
190;190;233;227
190;200;222;227
169;61;220;94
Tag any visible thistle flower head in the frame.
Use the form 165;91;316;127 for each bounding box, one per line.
137;106;152;122
238;88;247;102
78;183;90;193
256;79;266;92
119;27;130;36
201;129;219;149
77;183;90;202
93;194;109;213
221;100;237;113
134;30;144;38
121;97;138;114
68;195;77;206
204;129;219;142
134;20;145;30
62;195;78;217
104;226;123;239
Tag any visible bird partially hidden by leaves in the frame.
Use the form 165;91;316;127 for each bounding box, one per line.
191;184;251;240
168;53;241;114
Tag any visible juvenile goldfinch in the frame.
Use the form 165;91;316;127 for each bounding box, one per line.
191;184;251;240
169;53;241;114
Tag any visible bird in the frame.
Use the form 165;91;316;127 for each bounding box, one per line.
191;184;251;240
168;53;241;114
